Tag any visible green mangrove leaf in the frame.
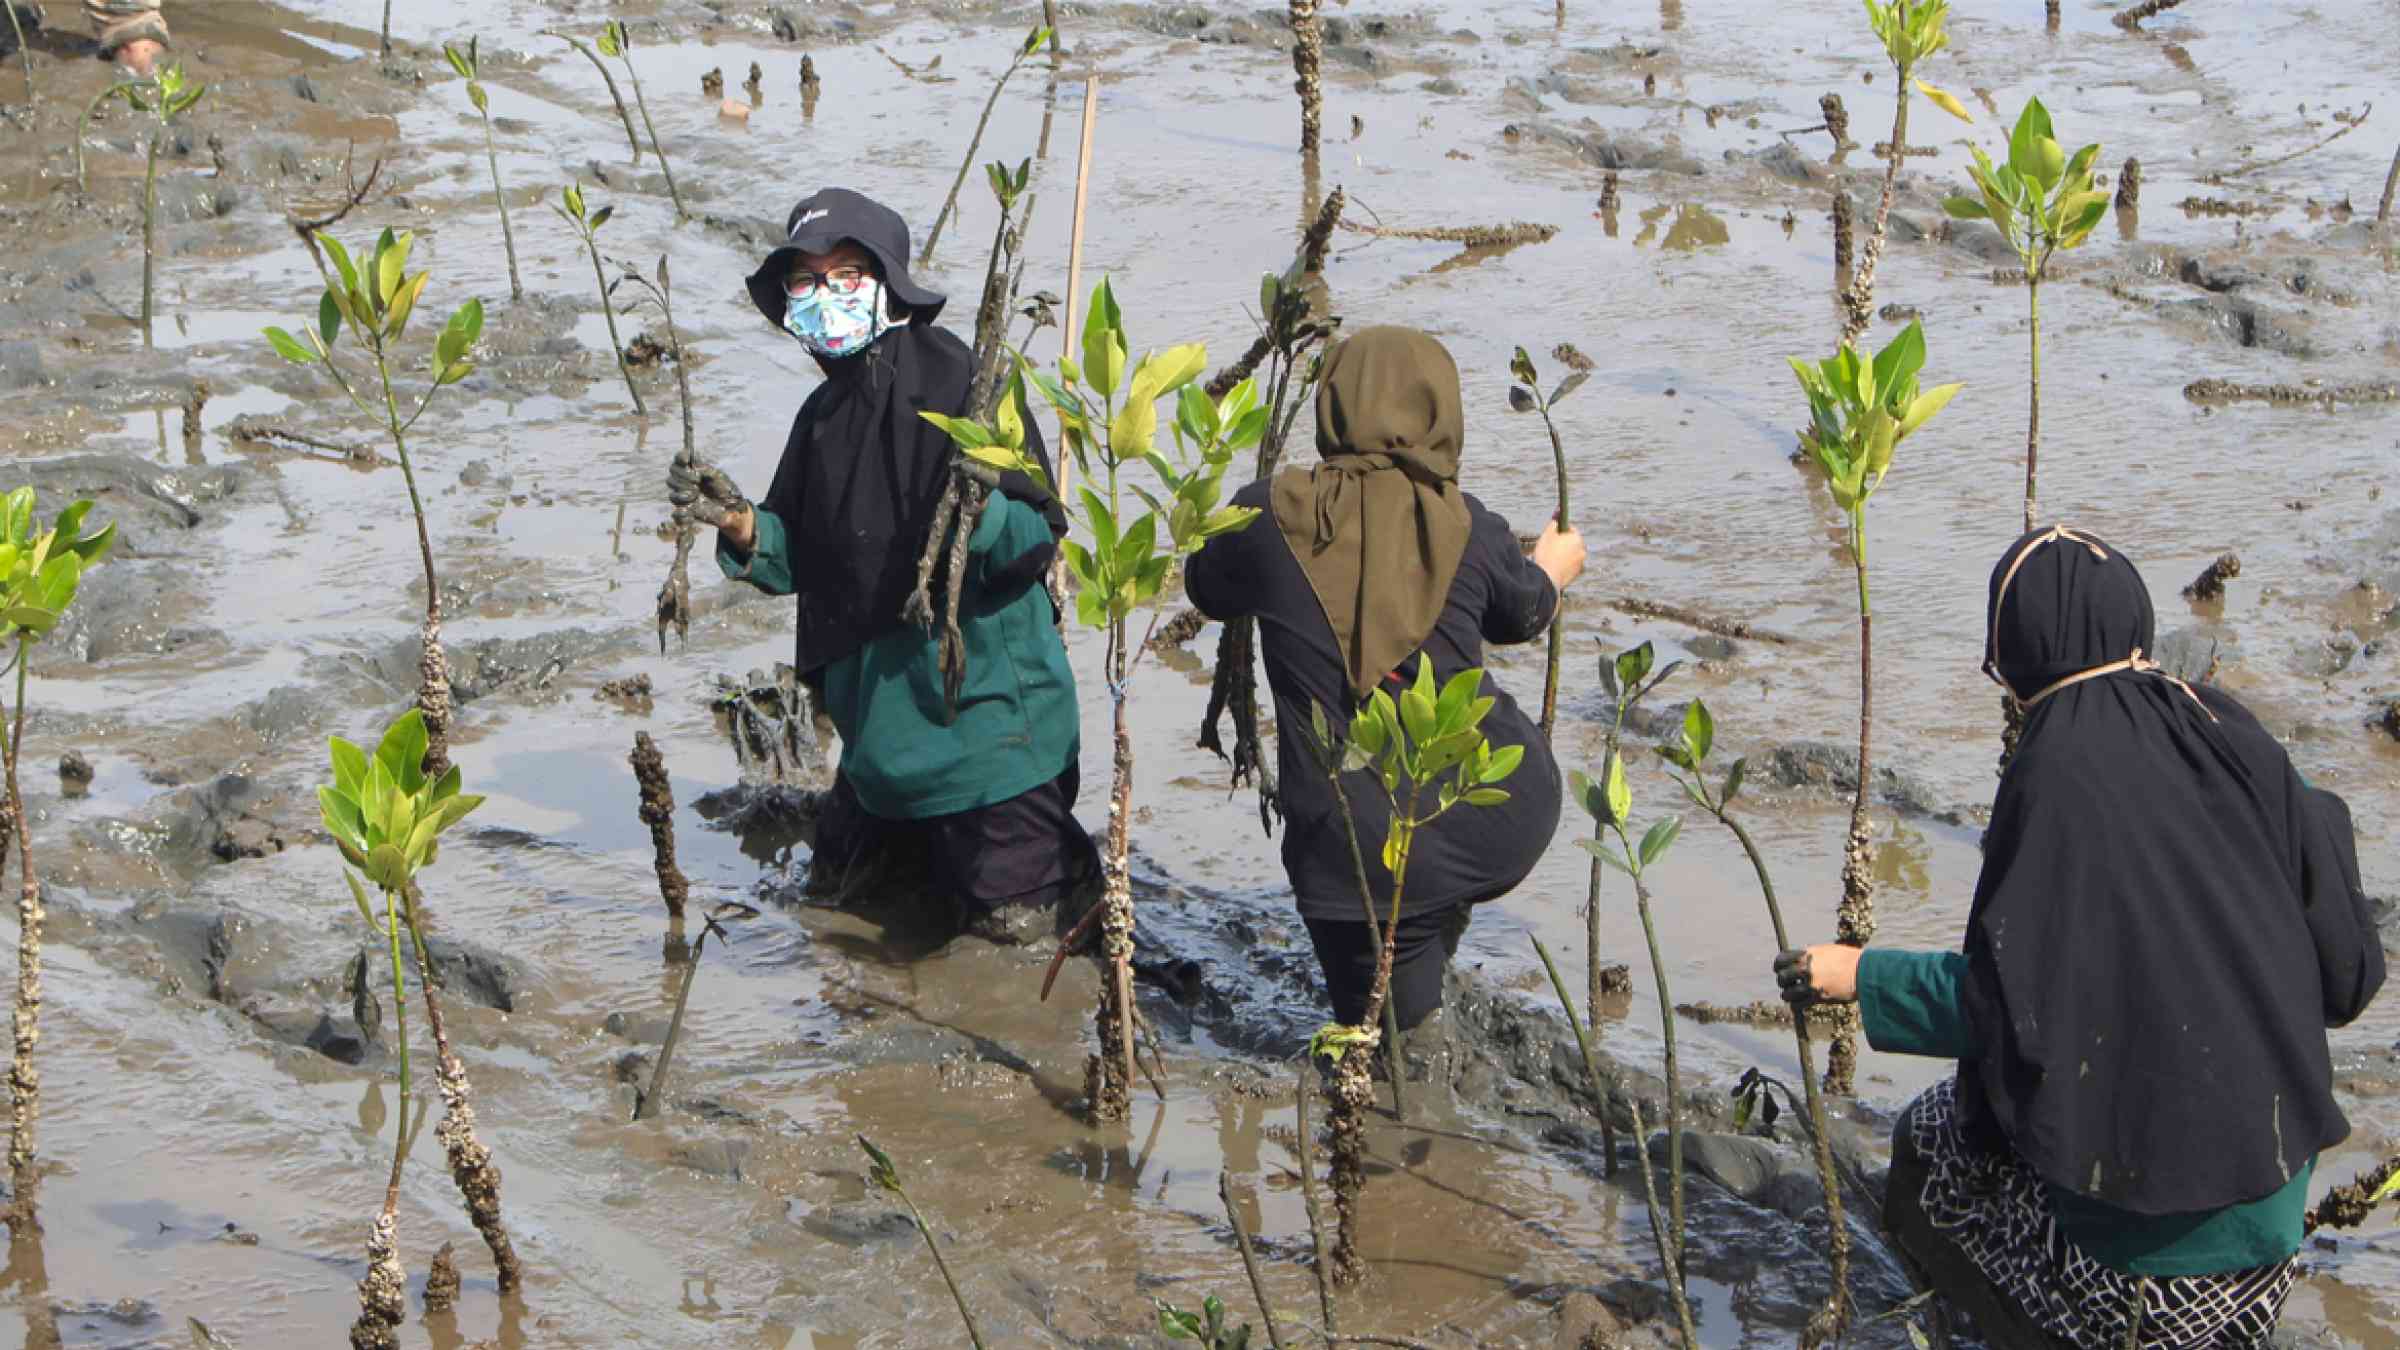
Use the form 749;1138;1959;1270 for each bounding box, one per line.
263;327;318;365
2007;99;2056;186
1603;751;1631;825
857;1134;901;1192
1914;79;1971;123
444;42;474;80
1722;756;1749;806
1638;816;1683;867
374;709;430;795
1941;195;1990;220
1509;345;1538;388
1463;787;1509;807
385;271;431;343
1551;371;1589;405
1480;742;1523;786
589;204;615;232
1575;837;1632;874
1897;382;1964;438
364;841;411;892
343;868;377;930
1684;700;1715;762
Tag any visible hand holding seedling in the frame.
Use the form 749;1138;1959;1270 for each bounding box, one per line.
1532;518;1586;592
666;449;750;537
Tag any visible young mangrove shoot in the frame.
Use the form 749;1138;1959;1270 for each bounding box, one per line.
78;62;205;348
1838;1;1957;348
318;709;506;1340
858;1135;987;1349
265;229;484;784
920;25;1054;267
923;279;1267;1123
1657;699;1850;1347
1569;716;1696;1338
443;38;525;303
606;256;699;645
1506;343;1594;740
1157;1292;1257;1349
0;491;116;1235
553;181;648;417
1307;658;1521;1285
1579;643;1681;1115
1786;318;1960;1092
637;902;758;1122
1294;703;1409;1121
541;28;643;163
596;21;686;221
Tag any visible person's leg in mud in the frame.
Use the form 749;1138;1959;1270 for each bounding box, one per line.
803;772;906;904
1884;1095;2077;1350
85;0;167;76
926;760;1101;945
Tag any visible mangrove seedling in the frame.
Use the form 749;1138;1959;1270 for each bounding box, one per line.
637;902;758;1122
0;490;116;1234
1157;1294;1254;1349
920;24;1055;266
1532;936;1696;1350
443;38;525;303
1838;1;1957;347
606;256;698;644
318;709;520;1336
553;181;648;417
858;1135;987;1349
1657;698;1850;1347
1199;196;1345;835
1568;728;1696;1338
1582;643;1681;1061
596;21;686;221
927;279;1268;1124
1506;342;1595;741
541;27;643;163
1308;657;1521;1285
265;229;482;783
1787;318;1960;1091
1292;695;1409;1121
77;61;205;348
1943;98;2104;535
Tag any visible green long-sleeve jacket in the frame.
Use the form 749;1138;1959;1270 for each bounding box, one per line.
1862;948;2311;1276
720;501;1079;821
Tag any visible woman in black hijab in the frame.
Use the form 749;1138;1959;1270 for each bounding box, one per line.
1186;326;1583;1041
668;188;1096;926
1778;526;2384;1347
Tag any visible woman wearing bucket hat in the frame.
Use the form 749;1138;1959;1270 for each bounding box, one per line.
669;188;1097;931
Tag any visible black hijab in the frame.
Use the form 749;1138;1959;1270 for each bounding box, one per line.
1958;526;2383;1214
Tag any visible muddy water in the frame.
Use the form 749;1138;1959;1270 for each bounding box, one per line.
1;0;2396;1344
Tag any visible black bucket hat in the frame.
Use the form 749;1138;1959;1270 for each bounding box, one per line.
745;187;947;327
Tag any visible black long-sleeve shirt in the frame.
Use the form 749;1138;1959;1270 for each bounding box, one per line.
1186;480;1565;922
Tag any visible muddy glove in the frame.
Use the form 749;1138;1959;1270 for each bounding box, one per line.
1775;945;1861;1007
667;447;750;530
1773;949;1817;1007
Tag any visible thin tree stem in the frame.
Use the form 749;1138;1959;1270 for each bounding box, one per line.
1221;1171;1288;1349
1294;1063;1339;1334
373;349;442;632
585;238;648;416
480;113;523;303
141;129;159;349
922;49;1032;267
619;53;684;221
544;33;642;163
2378;141;2399;241
381;888;413;1203
2024;275;2042;534
4;649;40;1232
901;1191;987;1349
1325;757;1407;1119
1538;404;1570;741
1619;848;1685;1265
637;926;703;1120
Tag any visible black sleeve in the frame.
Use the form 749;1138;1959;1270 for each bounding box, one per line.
1471;501;1558;646
2299;787;2385;1028
1185;479;1272;622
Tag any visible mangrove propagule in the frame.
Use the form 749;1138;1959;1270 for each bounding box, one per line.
630;731;688;921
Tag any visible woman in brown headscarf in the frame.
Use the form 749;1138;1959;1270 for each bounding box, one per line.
1187;326;1583;1042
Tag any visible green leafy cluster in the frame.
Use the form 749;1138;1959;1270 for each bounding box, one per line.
265;229;483;387
1787;320;1961;515
922;280;1268;631
442;36;492;113
0;490;114;643
1339;658;1520;864
554;180;616;237
857;1134;904;1196
1944;99;2108;271
984;156;1032;215
1862;0;1951;70
120;60;204;119
594;19;632;58
1506;344;1591;414
1654;697;1751;818
1570;645;1692;877
1156;1295;1252;1348
318;710;485;897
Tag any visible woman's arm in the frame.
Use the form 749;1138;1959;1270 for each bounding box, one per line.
1777;944;1979;1059
1474;505;1580;645
2300;788;2386;1027
717;506;797;596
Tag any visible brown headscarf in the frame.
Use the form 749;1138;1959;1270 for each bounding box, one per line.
1271;326;1473;700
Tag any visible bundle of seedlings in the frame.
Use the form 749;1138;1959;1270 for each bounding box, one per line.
1304;660;1520;1284
1198;187;1346;835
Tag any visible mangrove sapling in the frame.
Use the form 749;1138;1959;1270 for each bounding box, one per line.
1307;659;1523;1286
1532;937;1696;1350
605;256;698;646
596;22;686;222
542;29;643;163
1657;699;1849;1347
1199;218;1344;835
77;62;205;348
920;25;1054;267
637;902;758;1121
0;491;117;1235
1505;344;1594;741
443;39;524;303
1158;1292;1256;1349
553;182;648;417
858;1135;986;1349
1838;1;1958;348
1293;703;1408;1120
1578;643;1681;1113
265;229;483;783
1568;725;1695;1318
1786;319;1961;1093
1943;98;2106;536
317;710;498;1338
926;280;1270;1123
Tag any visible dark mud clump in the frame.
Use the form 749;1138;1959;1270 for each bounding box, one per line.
2183;552;2241;601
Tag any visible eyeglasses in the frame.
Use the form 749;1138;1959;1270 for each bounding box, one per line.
785;266;870;299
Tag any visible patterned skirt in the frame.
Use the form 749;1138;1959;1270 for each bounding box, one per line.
1901;1079;2297;1349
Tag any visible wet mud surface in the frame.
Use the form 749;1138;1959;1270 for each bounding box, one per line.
0;0;2394;1345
